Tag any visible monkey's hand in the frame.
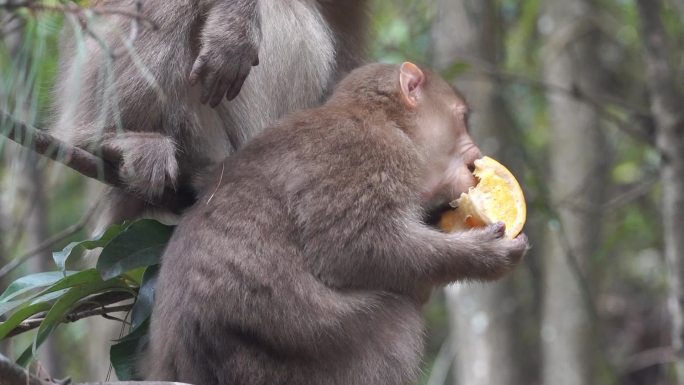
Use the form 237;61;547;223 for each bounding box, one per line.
102;133;179;199
189;14;260;108
460;222;529;280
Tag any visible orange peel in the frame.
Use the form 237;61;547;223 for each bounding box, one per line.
439;156;526;239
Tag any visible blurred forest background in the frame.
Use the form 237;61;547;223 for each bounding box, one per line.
1;0;683;384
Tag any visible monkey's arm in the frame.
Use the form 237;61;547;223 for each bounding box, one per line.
388;220;529;283
308;211;528;291
190;0;261;107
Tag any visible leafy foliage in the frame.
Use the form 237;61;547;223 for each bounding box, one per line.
0;1;682;384
0;219;173;378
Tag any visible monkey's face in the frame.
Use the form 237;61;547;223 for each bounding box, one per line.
397;62;483;222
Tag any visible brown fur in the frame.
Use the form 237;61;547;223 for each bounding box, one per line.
50;0;370;232
147;63;528;385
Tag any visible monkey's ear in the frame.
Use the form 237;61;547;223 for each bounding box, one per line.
399;62;425;108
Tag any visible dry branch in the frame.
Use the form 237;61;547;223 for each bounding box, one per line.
1;111;122;185
0;353;50;385
0;111;196;213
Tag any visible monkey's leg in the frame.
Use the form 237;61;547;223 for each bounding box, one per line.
208;272;409;358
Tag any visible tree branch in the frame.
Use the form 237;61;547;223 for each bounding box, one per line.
0;353;50;385
459;68;657;146
621;346;675;374
1;111;122;185
7;304;133;338
2;352;191;385
0;0;158;30
5;290;136;338
0;111;196;213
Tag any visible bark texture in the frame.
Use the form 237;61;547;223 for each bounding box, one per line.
2;19;62;379
22;154;62;378
636;0;684;379
540;1;609;385
431;1;525;384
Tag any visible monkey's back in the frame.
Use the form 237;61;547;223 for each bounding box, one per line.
148;111;426;385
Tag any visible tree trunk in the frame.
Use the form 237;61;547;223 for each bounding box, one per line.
22;154;62;378
672;0;684;22
431;1;526;385
2;18;62;379
635;0;684;380
540;1;609;385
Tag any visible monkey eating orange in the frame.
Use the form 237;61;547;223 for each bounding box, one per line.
439;156;526;239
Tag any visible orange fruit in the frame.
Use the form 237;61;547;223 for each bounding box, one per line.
439;156;526;239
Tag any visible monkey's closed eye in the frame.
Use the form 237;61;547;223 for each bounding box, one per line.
464;110;473;125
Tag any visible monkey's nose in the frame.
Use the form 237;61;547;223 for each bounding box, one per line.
465;148;483;173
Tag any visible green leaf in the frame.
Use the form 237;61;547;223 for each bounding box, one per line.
0;290;67;317
96;220;173;280
0;302;51;340
16;343;34;367
32;278;130;356
52;222;132;272
0;269;129;344
110;319;150;381
131;265;158;331
36;269;102;296
109;264;161;380
0;271;76;303
0;299;27;318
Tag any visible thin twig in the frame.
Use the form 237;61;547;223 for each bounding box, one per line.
0;1;158;30
5;290;136;338
459;66;657;146
0;197;103;279
621;346;674;374
602;175;659;211
6;304;133;338
460;64;650;116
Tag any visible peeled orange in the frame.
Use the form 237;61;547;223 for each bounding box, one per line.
439;156;526;239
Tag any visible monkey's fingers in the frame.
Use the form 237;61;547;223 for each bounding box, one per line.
498;232;528;255
189;55;207;86
487;222;506;238
504;233;529;263
225;60;253;101
204;74;225;107
206;63;240;107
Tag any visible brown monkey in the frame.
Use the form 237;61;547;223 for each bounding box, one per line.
147;62;529;385
50;0;369;231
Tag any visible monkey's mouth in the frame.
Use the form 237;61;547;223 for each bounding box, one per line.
423;201;454;228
